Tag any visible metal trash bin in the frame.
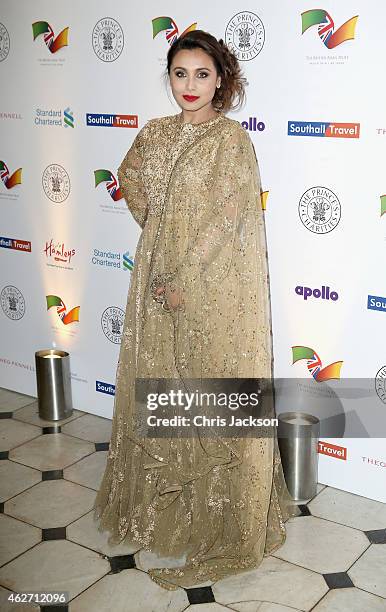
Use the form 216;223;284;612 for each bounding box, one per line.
35;349;73;421
278;411;320;501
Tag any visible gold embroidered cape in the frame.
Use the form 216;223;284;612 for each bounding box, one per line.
93;111;300;590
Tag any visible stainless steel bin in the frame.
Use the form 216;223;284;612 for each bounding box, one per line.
278;411;320;501
35;349;73;420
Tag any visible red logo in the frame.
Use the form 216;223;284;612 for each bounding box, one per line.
318;440;347;460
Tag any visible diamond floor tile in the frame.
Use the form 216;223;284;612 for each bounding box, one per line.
0;539;109;601
63;449;108;490
0;514;40;566
212;556;328;611
0;389;36;412
67;510;141;557
312;586;386;611
69;568;189;612
0;419;41;452
348;544;386;598
5;479;95;528
9;432;95;470
61;413;112;443
0;460;41;502
309;486;386;531
272;515;369;574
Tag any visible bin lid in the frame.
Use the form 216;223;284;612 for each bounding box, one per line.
278;411;320;426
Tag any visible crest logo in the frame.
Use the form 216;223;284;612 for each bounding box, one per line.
32;21;69;53
301;10;358;49
1;286;25;320
92;18;124;62
225;11;265;60
0;23;10;61
299;186;341;234
101;306;125;343
42;164;70;203
375;366;386;404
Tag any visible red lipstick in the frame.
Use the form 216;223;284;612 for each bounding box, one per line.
183;95;199;101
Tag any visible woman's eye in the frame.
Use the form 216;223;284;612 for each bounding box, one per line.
175;71;209;78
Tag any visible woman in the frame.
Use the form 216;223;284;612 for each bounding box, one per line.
93;30;300;591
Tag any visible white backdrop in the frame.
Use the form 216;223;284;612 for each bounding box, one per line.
1;1;385;501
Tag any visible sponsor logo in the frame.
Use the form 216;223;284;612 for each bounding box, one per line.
299;186;341;234
86;113;137;128
32;21;69;53
301;10;358;49
292;345;343;381
368;295;386;313
0;356;35;371
241;117;265;132
295;285;339;301
375;366;386;404
0;286;25;320
94;169;122;201
92;248;133;271
225;11;265;61
101;306;125;343
92;18;124;62
0;161;22;189
44;239;76;269
318;440;347;460
42;164;70;203
0;23;10;61
152;17;197;46
0;111;22;120
0;236;31;252
362;455;386;468
96;380;116;396
288;121;360;138
46;295;80;325
35;107;74;128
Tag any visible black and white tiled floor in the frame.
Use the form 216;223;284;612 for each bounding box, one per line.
1;387;386;611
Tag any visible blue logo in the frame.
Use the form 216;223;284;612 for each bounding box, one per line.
96;380;115;395
367;295;386;313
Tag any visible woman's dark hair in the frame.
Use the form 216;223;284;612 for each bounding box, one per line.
165;29;247;113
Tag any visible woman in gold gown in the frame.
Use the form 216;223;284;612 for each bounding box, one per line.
93;30;300;591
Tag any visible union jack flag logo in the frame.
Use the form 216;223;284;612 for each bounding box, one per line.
43;24;54;48
306;351;323;379
166;18;179;45
317;11;334;45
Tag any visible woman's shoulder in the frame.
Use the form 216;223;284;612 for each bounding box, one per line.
219;116;254;149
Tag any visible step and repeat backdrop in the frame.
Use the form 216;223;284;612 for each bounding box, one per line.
1;1;385;501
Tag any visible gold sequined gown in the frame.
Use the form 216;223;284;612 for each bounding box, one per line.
93;111;300;590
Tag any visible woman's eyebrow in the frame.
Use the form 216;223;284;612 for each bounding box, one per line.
172;66;213;71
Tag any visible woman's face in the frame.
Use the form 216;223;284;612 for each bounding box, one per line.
169;48;221;114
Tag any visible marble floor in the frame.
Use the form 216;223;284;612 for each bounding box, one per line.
1;387;386;612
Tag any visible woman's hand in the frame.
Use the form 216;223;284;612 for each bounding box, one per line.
155;284;184;311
